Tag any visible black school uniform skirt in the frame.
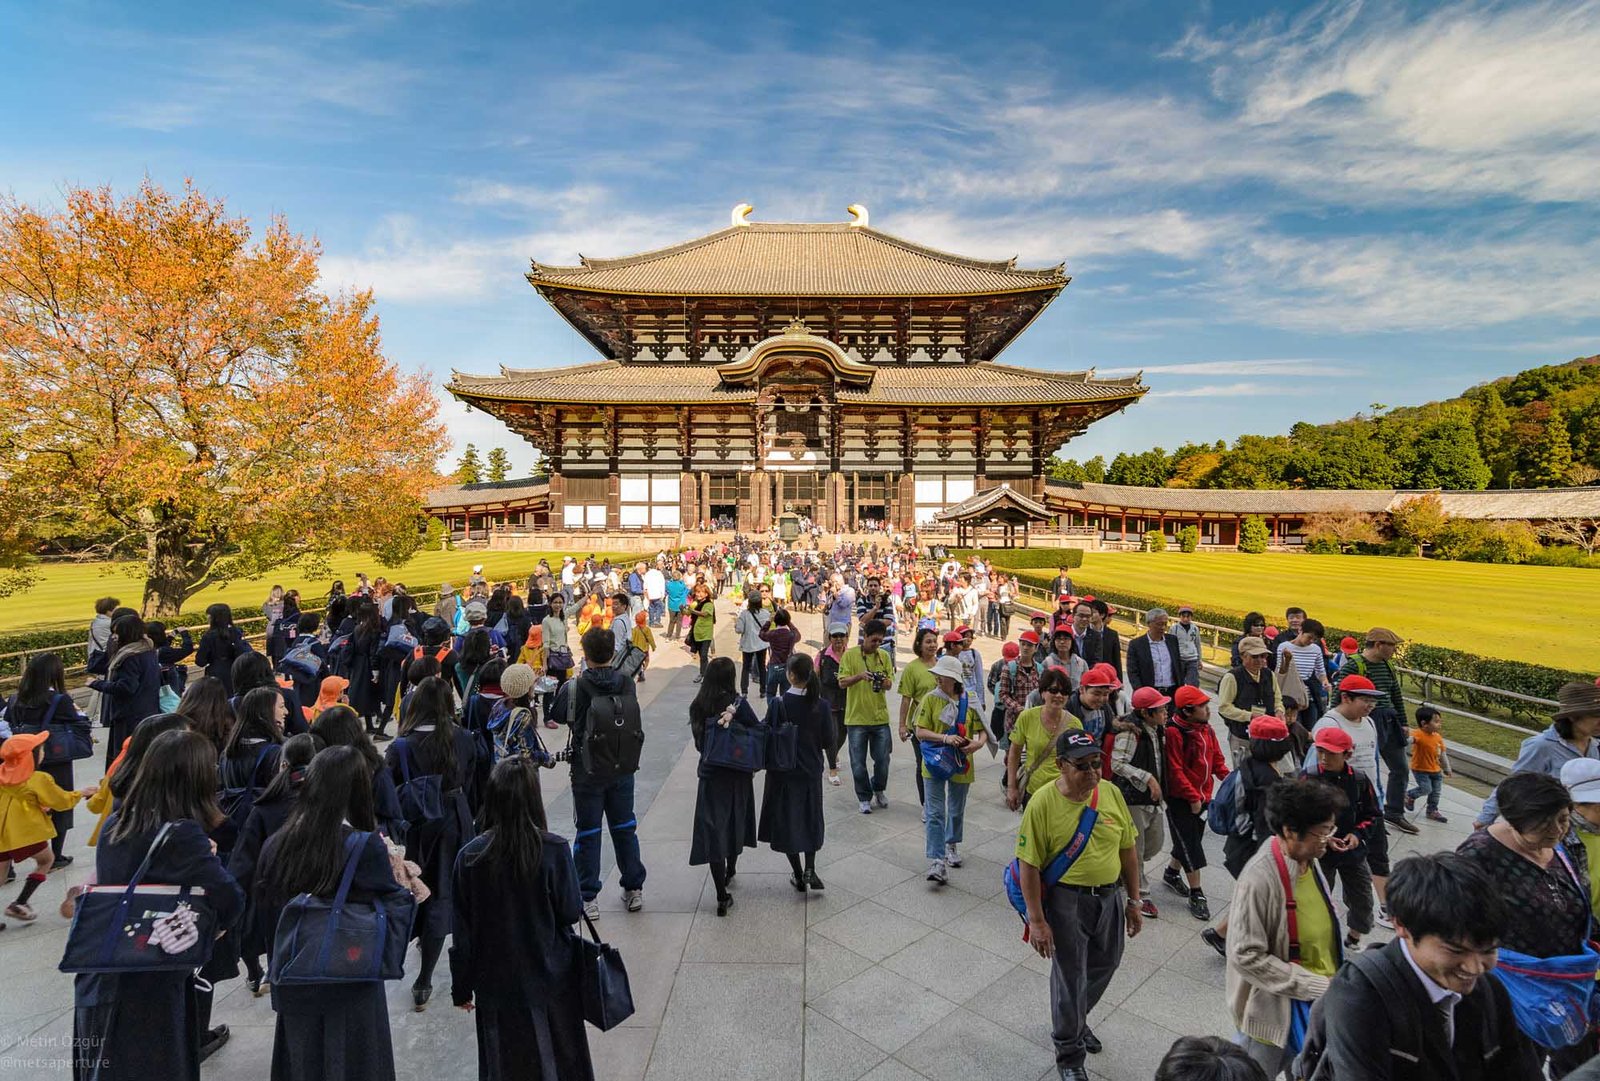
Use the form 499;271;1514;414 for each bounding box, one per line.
474;993;595;1081
758;767;826;855
271;983;394;1081
689;765;756;866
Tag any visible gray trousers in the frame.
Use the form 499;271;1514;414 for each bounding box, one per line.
1045;885;1126;1069
1127;804;1165;889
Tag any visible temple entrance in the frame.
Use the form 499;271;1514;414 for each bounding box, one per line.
773;470;822;528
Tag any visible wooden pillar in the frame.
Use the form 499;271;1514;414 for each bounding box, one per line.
1120;508;1128;540
606;473;621;531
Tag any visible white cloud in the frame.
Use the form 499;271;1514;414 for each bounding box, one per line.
1097;358;1355;377
1146;381;1315;398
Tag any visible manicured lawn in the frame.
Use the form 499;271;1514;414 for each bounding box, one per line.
1050;550;1592;672
0;550;636;635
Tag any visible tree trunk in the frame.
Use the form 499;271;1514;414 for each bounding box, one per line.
141;523;192;619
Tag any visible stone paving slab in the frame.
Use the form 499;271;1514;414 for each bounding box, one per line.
0;602;1487;1079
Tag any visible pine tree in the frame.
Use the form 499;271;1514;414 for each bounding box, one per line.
1473;387;1512;487
455;443;483;485
486;446;511;483
1523;407;1573;487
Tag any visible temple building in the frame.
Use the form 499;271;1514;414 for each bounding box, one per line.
445;205;1147;534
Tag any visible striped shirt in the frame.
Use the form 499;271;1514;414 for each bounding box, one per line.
857;589;896;651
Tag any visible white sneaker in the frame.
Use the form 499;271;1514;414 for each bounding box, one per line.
926;859;948;885
945;844;962;868
1375;904;1394;930
583;899;600;921
859;801;873;815
873;792;889;809
623;889;644;913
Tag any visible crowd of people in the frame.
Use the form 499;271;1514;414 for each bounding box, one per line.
0;538;1597;1081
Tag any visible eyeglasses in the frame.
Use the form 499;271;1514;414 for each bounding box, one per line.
1303;826;1337;842
1066;756;1103;772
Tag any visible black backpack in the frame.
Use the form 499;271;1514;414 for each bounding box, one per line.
569;672;644;782
1295;947;1442;1080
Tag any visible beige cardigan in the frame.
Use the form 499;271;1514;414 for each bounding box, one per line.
1225;839;1337;1047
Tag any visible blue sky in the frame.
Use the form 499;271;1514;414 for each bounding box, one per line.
4;0;1598;475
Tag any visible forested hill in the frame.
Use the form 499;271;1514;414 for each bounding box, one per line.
1051;356;1600;492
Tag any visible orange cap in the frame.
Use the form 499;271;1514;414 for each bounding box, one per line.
0;731;51;786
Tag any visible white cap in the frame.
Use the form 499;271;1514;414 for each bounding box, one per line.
1563;758;1600;803
930;656;966;681
472;564;483;573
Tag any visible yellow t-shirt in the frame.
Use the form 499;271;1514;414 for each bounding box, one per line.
839;646;892;727
913;692;986;784
1293;861;1340;977
1015;779;1135;888
896;659;937;724
1576;830;1600;923
1011;706;1084;795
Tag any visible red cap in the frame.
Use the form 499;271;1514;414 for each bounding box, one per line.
1249;715;1290;740
1177;603;1194;614
1340;636;1359;653
1338;675;1382;696
1080;664;1121;690
1058;593;1073;603
955;625;974;637
1002;642;1020;659
1313;727;1355;753
1172;685;1211;710
1131;687;1171;710
941;630;964;644
1264;625;1279;639
1018;630;1040;645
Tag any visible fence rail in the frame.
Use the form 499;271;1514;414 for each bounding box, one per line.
1002;579;1554;738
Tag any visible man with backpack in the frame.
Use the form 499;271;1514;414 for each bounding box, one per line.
552;627;647;920
1297;852;1542;1080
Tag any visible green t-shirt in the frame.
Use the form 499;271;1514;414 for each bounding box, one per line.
1011;706;1083;796
1015;779;1134;888
913;692;986;783
691;599;715;640
839;646;892;727
896;659;937;724
1293;863;1340;978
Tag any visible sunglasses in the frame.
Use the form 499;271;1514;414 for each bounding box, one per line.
1066;756;1103;772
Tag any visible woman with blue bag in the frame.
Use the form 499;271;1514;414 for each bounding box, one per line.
1458;771;1599;1077
258;746;413;1081
69;728;245;1081
688;657;758;917
914;655;988;885
758;654;830;894
450;756;595;1081
385;676;479;1011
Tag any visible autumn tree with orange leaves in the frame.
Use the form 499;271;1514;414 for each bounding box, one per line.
0;179;443;616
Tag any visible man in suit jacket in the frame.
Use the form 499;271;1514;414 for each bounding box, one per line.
1048;565;1075;600
1085;598;1122;681
1299;852;1540;1081
1126;608;1182;697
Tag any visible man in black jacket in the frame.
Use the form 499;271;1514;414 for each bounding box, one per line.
1299;852;1541;1081
1126;608;1182;699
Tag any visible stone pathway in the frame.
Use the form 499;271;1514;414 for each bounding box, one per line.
0;604;1482;1080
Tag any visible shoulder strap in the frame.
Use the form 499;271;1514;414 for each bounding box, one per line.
1043;786;1101;883
251;742;273;786
329;831;368;912
40;694;64;728
1271;836;1300;963
126;821;176;892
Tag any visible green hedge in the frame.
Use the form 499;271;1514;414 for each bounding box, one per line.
950;548;1082;570
993;566;1586;726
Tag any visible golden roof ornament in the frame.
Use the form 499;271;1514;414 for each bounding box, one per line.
783;317;811;335
847;204;869;228
731;202;754;228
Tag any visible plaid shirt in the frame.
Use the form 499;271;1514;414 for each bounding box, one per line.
998;660;1041;735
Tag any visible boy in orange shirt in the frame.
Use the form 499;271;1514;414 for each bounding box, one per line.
1404;705;1452;823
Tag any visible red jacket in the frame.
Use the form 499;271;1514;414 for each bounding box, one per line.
1163;718;1228;805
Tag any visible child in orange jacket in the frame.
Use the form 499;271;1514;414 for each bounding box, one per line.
0;732;97;926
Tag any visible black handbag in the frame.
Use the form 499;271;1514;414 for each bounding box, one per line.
60;822;217;974
269;831;416;984
6;694;93;767
577;910;634;1030
767;697;799;773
